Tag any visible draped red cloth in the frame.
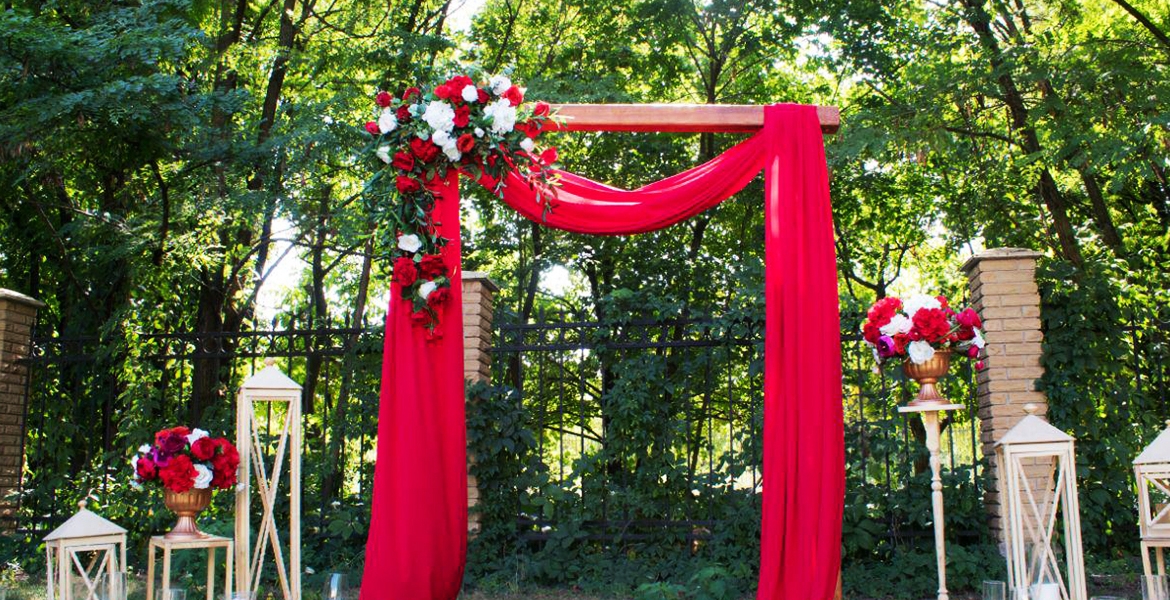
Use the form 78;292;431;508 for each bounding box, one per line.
361;104;844;600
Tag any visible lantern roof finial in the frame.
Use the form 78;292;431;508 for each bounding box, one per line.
996;409;1073;446
1135;422;1170;464
43;502;126;541
241;360;301;392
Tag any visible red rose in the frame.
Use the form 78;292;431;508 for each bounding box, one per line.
893;334;908;354
533;101;551;117
967;345;980;358
477;89;489;104
364;121;380;135
191;437;217;461
159;455;197;494
394;257;418;286
420;254;446;278
410;138;441;163
862;321;881;345
910;307;952;344
540;147;558;166
375;91;393;107
955;307;982;329
396;105;412;123
410;310;432;327
457;133;475;153
212;439;239;469
502;85;524;107
866;297;903;328
453;104;471;128
446;75;473;99
136;457;158;480
936;295;950;310
211;464;237;490
396;175;422;194
516;121;541;139
434;84;452;100
155;426;191;445
392;151;415;171
426;287;450;309
402;87;421;101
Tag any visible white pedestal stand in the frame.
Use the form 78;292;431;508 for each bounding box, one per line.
899;403;965;600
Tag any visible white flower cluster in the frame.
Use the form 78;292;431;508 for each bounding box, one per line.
484;98;517;135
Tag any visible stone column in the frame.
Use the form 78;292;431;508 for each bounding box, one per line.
462;271;498;532
0;289;44;524
961;248;1047;537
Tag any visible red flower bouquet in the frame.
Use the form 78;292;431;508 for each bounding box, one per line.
861;294;986;369
361;71;560;336
133;427;239;494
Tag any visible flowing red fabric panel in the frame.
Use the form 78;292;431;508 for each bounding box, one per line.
361;104;843;600
361;174;467;600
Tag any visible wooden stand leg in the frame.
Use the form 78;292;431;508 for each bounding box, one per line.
207;549;216;600
1159;547;1166;577
147;543;156;600
226;544;234;600
162;547;172;599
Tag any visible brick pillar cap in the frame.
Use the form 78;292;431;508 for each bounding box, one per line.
0;288;45;309
461;271;500;293
961;248;1044;274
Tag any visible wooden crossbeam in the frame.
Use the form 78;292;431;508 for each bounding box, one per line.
549;103;840;135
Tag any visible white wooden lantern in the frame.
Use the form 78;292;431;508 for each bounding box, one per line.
43;501;127;600
1135;420;1170;539
995;405;1087;600
235;358;302;600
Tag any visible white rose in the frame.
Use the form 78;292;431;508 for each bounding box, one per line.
442;145;462;161
474;127;484;138
375;145;392;164
186;429;209;445
138;444;152;454
489;74;512;95
377;108;398;134
907;340;936;365
431;129;453;148
903;294;942;318
484;98;517;134
520;138;535;152
423;101;456;132
461;85;478;103
971;328;986;349
397;234;422;254
193;464;213;490
418;280;438;300
879;313;912;336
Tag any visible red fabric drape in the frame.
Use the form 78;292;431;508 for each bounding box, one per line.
361;174;467;599
362;104;843;600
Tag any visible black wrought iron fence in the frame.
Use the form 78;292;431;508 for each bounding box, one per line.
16;317;385;540
488;310;984;551
14;307;984;559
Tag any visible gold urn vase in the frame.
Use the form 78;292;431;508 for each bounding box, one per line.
163;488;212;540
903;349;952;407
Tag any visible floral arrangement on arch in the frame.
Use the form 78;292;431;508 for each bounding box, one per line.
360;71;559;336
862;294;986;368
132;427;240;494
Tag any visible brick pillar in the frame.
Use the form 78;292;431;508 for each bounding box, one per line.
462;271;498;532
961;248;1047;538
0;289;44;523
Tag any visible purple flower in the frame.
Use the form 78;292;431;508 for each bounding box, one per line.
151;447;172;467
877;335;898;358
159;432;187;455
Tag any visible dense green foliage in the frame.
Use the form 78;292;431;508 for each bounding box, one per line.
1;0;1168;596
